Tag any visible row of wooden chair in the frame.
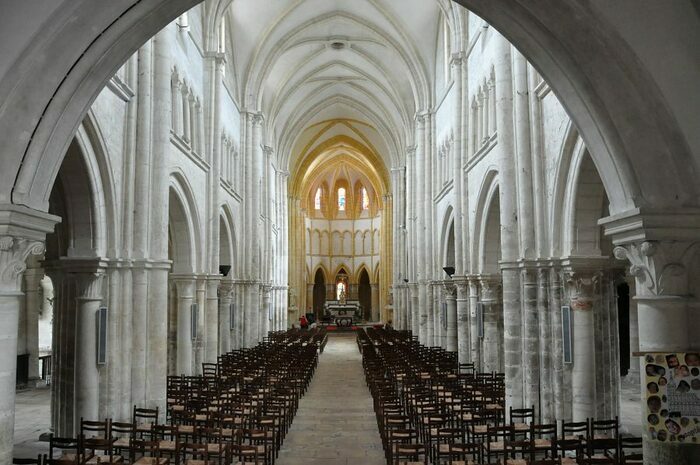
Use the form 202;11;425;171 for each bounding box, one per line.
359;327;643;465
20;328;328;465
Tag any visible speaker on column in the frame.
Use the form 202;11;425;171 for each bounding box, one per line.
441;302;447;331
476;302;484;338
229;303;235;330
96;306;108;365
191;303;198;341
561;305;573;364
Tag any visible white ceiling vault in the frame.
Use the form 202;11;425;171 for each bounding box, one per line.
219;0;463;174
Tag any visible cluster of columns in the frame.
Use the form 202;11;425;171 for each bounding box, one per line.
0;22;289;464
389;26;700;465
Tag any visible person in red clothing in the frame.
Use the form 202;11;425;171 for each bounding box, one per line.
299;314;309;329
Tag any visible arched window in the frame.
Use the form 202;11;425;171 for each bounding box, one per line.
314;188;322;210
361;187;370;210
338;187;346;211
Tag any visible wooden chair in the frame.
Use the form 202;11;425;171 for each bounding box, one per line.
178;443;209;465
131;439;169;465
134;406;159;439
509;405;535;436
484;425;514;464
392;443;428;465
529;423;558;459
620;437;642;465
230;444;260;465
79;419;122;464
13;456;45;465
47;435;79;465
111;422;136;460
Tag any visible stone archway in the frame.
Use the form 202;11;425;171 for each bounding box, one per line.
312;268;326;320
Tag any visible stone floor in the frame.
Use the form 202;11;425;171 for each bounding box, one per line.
276;333;386;465
13;386;51;459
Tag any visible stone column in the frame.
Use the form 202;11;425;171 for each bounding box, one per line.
147;27;173;412
522;268;540;412
549;266;570;421
23;261;43;384
174;277;195;375
454;277;470;363
565;270;600;421
426;282;434;345
205;276;220;363
218;280;234;354
435;283;444;348
262;285;271;338
194;278;206;374
409;283;419;337
371;283;379;322
74;269;105;422
232;282;243;349
625;274;641;385
480;275;503;373
0;230;48;464
468;277;480;368
613;240;700;465
537;268;554;423
495;35;522;409
444;281;457;352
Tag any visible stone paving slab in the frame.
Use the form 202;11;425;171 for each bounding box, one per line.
276;333;386;465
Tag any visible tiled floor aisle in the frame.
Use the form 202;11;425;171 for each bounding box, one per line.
276;333;386;465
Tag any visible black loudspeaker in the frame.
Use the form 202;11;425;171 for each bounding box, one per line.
441;302;447;331
191;303;198;341
219;265;231;277
561;305;573;364
443;266;455;277
229;303;235;330
97;306;108;365
476;303;484;338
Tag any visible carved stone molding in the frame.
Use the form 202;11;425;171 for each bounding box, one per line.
613;240;699;297
0;236;45;293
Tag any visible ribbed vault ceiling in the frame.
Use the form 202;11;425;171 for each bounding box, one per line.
223;0;456;172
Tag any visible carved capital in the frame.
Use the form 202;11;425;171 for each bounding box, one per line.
219;280;235;296
251;112;264;126
0;236;45;293
564;270;602;311
613;240;697;297
452;275;469;299
442;280;456;299
478;275;502;303
75;272;105;301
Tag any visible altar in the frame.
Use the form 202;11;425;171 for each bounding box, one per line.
324;300;362;326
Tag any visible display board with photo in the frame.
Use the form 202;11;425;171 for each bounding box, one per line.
645;352;700;443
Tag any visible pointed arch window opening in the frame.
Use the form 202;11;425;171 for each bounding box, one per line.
314;188;322;210
361;187;370;210
337;187;346;211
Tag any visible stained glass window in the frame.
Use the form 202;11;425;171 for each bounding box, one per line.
362;187;370;210
338;188;346;211
314;188;322;210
